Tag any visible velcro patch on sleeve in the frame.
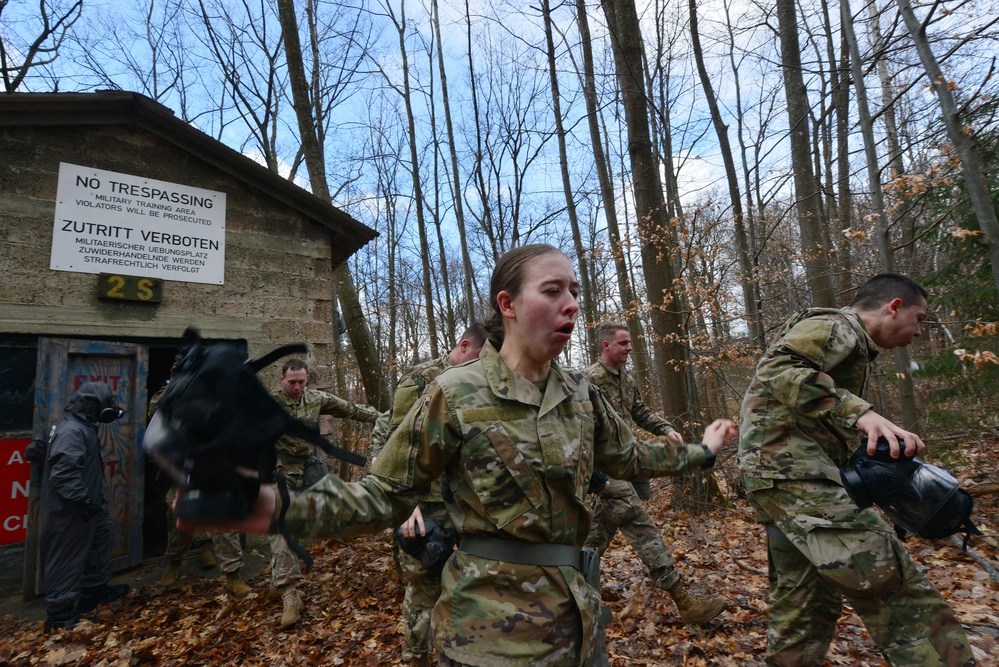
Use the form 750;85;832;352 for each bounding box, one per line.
782;318;836;365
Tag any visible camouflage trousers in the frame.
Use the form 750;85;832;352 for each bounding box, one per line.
747;479;975;667
394;501;450;662
269;458;327;588
583;479;680;590
164;488;242;573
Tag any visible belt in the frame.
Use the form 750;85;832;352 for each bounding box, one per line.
459;534;581;569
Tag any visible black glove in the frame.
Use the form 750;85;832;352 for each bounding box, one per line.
587;470;608;495
76;498;102;521
702;445;717;469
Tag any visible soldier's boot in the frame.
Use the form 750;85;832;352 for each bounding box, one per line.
279;586;304;629
403;655;431;667
157;560;182;587
225;571;251;597
199;542;217;568
667;581;728;625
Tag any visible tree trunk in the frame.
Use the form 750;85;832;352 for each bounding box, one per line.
573;0;653;386
688;0;763;351
841;0;918;429
541;0;597;355
431;0;477;322
835;27;856;300
277;0;388;483
390;0;439;359
869;0;913;269
775;0;838;307
601;0;689;420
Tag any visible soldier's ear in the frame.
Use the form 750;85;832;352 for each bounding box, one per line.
886;297;904;318
497;291;516;319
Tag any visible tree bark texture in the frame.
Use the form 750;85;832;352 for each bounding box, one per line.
601;0;690;420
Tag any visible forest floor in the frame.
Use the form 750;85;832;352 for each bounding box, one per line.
2;437;997;666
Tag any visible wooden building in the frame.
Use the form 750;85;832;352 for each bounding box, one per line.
0;92;376;597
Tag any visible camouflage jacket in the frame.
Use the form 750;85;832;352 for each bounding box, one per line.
272;387;379;459
282;343;712;667
370;354;453;458
371;353;454;502
583;360;676;438
584;360;677;497
737;308;877;491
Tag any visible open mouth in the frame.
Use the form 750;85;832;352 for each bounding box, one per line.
555;324;574;337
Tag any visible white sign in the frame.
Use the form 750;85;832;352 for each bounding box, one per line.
50;163;226;285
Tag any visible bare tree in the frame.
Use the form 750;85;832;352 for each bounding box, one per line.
841;0;918;428
430;0;477;323
375;0;439;359
601;0;690;421
195;0;286;172
689;0;763;351
571;0;654;386
1;0;82;91
540;0;597;354
897;0;999;298
775;0;837;307
277;0;388;418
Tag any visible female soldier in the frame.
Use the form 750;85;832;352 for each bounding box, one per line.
192;243;735;666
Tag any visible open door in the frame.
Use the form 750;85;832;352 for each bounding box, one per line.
24;338;148;598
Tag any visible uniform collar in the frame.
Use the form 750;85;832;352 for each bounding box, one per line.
598;359;622;377
480;342;580;414
841;307;880;361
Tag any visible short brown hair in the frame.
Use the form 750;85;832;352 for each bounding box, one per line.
281;358;309;374
851;273;927;311
459;322;488;349
597;321;629;345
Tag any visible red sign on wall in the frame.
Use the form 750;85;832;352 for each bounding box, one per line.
1;437;31;546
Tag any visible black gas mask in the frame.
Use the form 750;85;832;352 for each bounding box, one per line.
395;517;457;574
840;437;981;547
99;401;125;423
143;328;366;564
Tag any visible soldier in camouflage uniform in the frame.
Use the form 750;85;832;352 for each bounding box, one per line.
583;321;728;625
187;245;738;667
269;359;380;629
150;363;249;597
371;323;487;667
737;273;975;666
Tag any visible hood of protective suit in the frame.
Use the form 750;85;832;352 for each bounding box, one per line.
65;381;116;424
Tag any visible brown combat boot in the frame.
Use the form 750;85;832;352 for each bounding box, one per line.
667;581;728;625
157;560;182;587
279;587;304;629
225;571;251;597
199;542;217;568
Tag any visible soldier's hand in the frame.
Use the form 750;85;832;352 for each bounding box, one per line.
401;505;427;539
667;430;684;444
703;419;737;454
856;410;924;458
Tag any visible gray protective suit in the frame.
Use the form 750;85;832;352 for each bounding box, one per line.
28;382;116;622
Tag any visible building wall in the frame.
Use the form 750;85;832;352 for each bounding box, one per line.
0;123;338;376
0;121;353;595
